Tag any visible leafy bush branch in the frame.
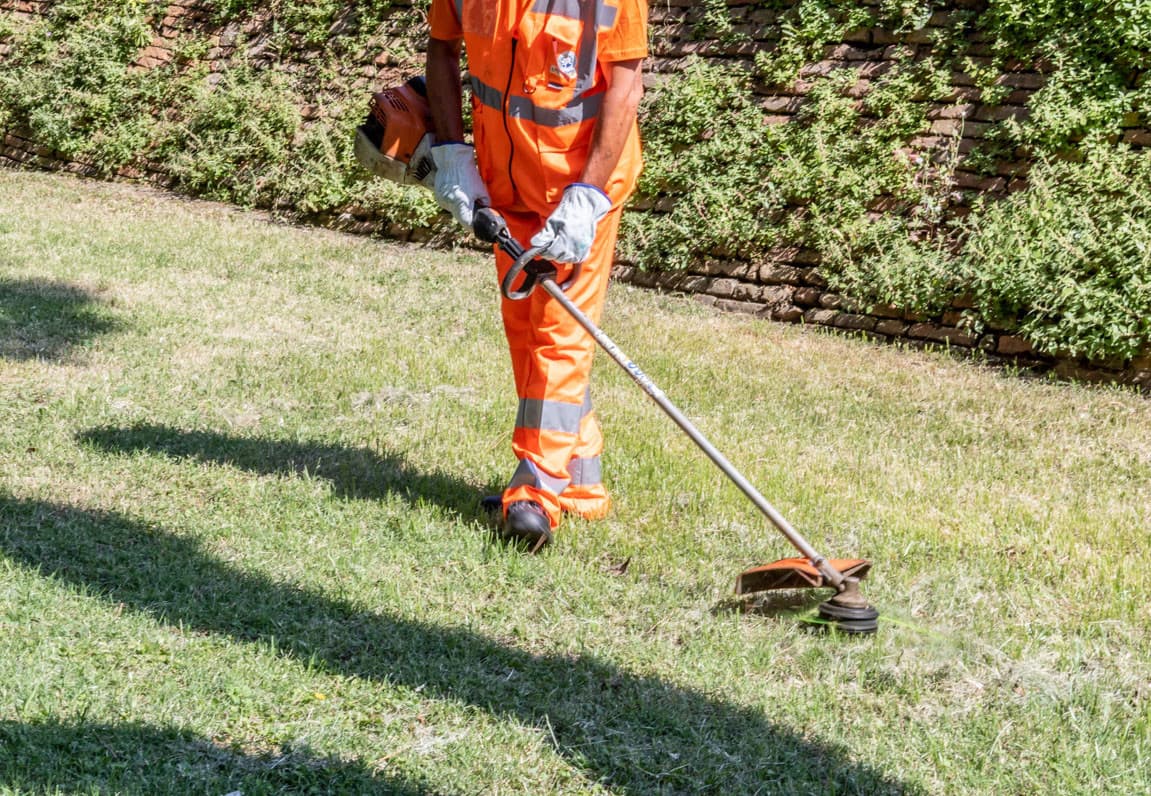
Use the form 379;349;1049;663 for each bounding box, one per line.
0;0;439;229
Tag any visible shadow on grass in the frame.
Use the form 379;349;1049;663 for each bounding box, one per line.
712;590;828;619
77;423;491;519
0;277;118;360
0;718;433;795
0;492;915;794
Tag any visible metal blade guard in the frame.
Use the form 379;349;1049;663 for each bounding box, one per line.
735;558;871;595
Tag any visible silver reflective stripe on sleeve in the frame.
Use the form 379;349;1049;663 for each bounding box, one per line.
470;75;502;111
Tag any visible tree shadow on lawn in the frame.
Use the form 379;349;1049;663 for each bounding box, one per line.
0;717;434;795
0;492;914;795
77;422;494;520
0;277;119;361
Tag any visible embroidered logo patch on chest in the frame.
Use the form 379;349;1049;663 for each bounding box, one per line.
554;50;578;80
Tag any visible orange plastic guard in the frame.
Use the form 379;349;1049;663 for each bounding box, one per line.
735;558;871;595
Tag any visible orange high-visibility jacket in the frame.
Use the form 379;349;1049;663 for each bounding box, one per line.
428;0;648;215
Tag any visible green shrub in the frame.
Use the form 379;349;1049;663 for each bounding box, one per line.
625;58;938;282
753;0;873;86
959;141;1151;360
626;3;1151;361
979;0;1151;151
0;0;439;231
203;0;406;54
0;1;166;171
156;66;298;205
622;59;784;267
820;215;961;317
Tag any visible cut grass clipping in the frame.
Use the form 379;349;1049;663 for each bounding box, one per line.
1;168;1149;794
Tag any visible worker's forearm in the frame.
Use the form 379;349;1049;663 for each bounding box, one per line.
580;59;644;192
426;37;466;143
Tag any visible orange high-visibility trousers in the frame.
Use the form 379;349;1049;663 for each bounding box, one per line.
495;206;622;529
428;0;648;530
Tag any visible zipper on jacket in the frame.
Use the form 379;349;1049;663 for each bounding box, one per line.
502;37;519;199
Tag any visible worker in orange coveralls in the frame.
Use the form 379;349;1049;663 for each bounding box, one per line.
425;0;648;550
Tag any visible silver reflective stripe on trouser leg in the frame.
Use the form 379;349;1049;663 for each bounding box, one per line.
510;392;596;495
509;458;571;496
566;454;602;487
516;397;586;436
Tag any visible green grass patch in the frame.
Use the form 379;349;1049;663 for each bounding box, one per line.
1;168;1149;794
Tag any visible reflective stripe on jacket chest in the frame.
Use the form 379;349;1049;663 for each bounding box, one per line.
461;0;618;126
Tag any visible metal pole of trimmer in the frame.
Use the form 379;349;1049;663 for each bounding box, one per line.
473;207;880;633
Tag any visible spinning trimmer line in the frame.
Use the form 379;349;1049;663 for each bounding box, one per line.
474;208;880;634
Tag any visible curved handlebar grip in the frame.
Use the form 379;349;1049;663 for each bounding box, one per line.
500;247;584;301
501;244;550;300
473;204;582;300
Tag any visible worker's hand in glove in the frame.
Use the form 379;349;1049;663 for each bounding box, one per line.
530;183;612;264
431;142;490;229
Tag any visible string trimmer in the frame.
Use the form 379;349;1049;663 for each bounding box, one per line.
472;208;880;634
352;80;880;633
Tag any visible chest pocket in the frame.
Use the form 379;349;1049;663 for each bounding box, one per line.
518;12;587;111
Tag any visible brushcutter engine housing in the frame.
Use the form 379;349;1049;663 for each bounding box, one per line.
354;76;436;189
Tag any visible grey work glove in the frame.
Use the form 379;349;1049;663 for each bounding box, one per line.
431;142;491;229
530;183;612;264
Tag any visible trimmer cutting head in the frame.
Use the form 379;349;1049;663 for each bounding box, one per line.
736;557;880;634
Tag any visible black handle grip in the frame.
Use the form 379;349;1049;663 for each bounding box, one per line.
473;205;518;254
471;204;581;301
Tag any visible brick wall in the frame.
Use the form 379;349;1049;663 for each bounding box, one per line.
1;0;1148;388
634;0;1149;387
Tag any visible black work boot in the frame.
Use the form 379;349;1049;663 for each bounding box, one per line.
502;501;553;553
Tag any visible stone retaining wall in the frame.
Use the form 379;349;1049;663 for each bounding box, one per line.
1;0;1148;388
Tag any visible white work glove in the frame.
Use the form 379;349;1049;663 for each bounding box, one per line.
431;142;490;229
530;183;612;264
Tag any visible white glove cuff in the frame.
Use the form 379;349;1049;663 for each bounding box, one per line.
565;183;613;219
431;141;475;170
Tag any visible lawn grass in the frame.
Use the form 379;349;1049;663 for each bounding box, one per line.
1;167;1149;794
